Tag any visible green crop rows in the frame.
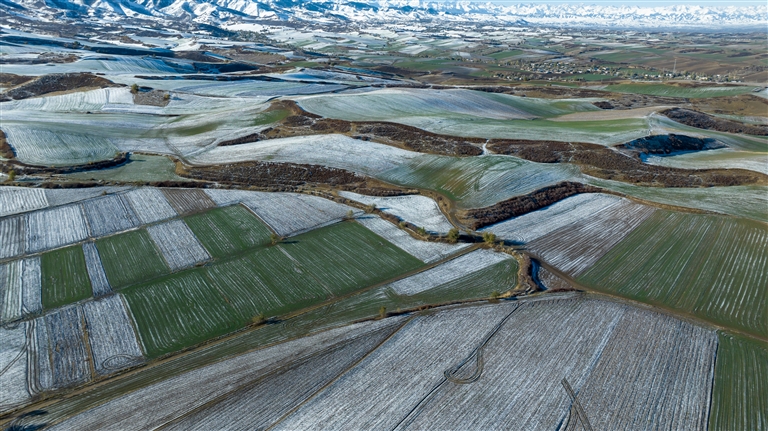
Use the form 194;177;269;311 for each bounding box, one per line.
41;245;92;309
579;211;768;338
709;332;768;431
123;270;243;358
96;229;170;289
295;257;519;329
185;205;273;259
123;221;422;358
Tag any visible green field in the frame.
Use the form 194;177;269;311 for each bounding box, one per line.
584;178;768;224
122;221;422;358
207;221;423;319
41;245;92;309
710;332;768;431
275;221;423;295
123;270;243;358
294;257;519;329
185;205;273;259
578;211;768;338
96;229;170;289
606;83;757;98
66;154;189;183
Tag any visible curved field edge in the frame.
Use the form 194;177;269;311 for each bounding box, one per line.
577;210;768;339
709;332;768;431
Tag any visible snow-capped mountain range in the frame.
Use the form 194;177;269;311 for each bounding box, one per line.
2;0;766;29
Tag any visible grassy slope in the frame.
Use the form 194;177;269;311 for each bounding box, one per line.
185;205;273;259
710;332;768;431
578;211;767;338
41;245;92;309
96;229;170;289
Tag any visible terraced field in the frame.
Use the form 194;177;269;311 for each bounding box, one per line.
579;211;768;338
585;178;768;223
710;332;768;431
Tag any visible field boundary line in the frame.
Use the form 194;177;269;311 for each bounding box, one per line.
154;321;408;430
262;315;415;431
278;243;482;321
533;257;768;344
392;304;520;431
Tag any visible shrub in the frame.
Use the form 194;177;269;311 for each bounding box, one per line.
270;233;283;245
446;228;460;243
482;231;497;245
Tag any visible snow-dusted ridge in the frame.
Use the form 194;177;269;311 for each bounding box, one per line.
1;0;765;29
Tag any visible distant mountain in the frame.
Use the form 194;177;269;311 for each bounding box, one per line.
3;0;766;30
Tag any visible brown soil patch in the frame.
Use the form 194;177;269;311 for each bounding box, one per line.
0;73;35;89
460;182;601;230
661;107;768;135
0;129;14;159
690;94;768;117
471;84;686;109
0;73;119;101
0;153;129;175
176;159;408;196
488;138;768;188
133;89;171;107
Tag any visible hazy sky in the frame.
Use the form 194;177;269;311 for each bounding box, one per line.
484;0;766;5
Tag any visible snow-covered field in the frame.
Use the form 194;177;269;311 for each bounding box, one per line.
527;199;657;276
147;220;211;271
83;242;112;297
2;126;120;166
354;216;467;264
0;216;25;259
82;295;144;375
480;193;624;243
206;190;361;237
387;249;511;295
297;88;536;121
82;195;140;237
190;134;419;175
0;187;48;217
339;192;453;233
122;188;178;225
25;204;90;253
0;323;31;412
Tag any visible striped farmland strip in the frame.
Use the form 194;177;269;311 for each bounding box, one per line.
146;220;211;271
82;242;111;297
